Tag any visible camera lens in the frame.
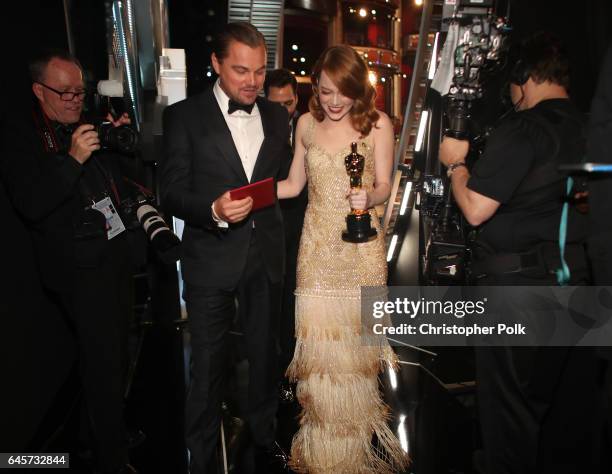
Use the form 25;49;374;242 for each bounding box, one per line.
96;121;138;153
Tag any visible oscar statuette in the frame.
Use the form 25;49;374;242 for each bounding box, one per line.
342;142;377;243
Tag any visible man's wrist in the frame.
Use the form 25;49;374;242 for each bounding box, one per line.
211;202;228;228
447;161;467;177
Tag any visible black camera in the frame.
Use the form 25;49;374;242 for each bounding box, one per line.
443;7;509;139
121;194;181;264
92;119;138;154
416;0;510;285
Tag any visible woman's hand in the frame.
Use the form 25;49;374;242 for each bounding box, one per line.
346;188;370;210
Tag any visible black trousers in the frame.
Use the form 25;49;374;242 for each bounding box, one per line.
58;236;132;473
476;345;605;474
184;232;280;474
474;271;606;474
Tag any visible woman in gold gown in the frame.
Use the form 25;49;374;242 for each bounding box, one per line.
277;45;408;473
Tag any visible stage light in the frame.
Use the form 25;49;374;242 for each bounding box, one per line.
300;57;305;63
381;77;386;83
398;415;409;453
300;70;306;75
387;235;398;262
428;32;440;80
415;0;423;5
372;9;377;15
291;44;298;51
359;8;367;17
368;70;377;85
399;182;413;216
415;110;429;152
388;367;397;389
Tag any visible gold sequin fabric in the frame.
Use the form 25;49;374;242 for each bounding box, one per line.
287;115;408;473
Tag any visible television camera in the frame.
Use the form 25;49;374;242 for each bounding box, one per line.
417;0;511;285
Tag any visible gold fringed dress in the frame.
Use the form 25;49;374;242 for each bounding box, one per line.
286;116;408;473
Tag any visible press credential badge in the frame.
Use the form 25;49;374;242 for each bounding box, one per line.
92;196;126;239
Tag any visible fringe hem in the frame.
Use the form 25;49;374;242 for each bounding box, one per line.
288;291;409;473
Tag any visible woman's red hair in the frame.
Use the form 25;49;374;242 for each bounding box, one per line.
309;45;379;137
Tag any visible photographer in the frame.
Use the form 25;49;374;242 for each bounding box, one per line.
1;50;137;474
439;32;606;473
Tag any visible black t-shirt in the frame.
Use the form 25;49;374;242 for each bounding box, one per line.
467;99;587;253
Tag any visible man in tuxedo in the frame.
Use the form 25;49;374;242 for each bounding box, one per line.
160;22;291;474
264;69;307;390
264;68;299;148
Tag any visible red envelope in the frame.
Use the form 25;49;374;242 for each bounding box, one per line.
229;177;275;211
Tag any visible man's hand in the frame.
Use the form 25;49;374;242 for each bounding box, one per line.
346;188;370;210
69;124;100;164
106;112;131;127
439;136;470;167
213;191;253;223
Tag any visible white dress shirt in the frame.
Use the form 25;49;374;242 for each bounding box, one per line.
211;80;265;226
213;80;264;181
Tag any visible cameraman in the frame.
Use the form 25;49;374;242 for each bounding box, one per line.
439;33;606;473
1;50;137;474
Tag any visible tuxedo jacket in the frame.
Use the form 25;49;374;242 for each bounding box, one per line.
160;88;291;288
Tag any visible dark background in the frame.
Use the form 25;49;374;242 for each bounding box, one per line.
2;0;611;115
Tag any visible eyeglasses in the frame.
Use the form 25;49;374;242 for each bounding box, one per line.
36;82;88;101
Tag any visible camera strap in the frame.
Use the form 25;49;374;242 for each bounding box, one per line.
32;106;63;153
92;157;122;205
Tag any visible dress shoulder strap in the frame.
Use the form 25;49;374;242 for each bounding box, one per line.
304;114;316;148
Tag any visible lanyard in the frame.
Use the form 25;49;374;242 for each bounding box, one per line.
555;176;573;286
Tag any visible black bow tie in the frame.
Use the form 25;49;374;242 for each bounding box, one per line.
228;99;255;115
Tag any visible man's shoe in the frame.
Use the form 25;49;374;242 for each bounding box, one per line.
127;429;146;450
473;449;486;474
115;463;139;474
94;463;138;474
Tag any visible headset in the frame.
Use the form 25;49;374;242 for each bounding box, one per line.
509;49;531;86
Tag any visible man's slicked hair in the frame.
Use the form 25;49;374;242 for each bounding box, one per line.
213;22;266;62
29;49;82;83
264;68;298;96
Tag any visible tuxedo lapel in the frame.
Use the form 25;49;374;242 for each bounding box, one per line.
250;97;272;183
200;90;248;183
